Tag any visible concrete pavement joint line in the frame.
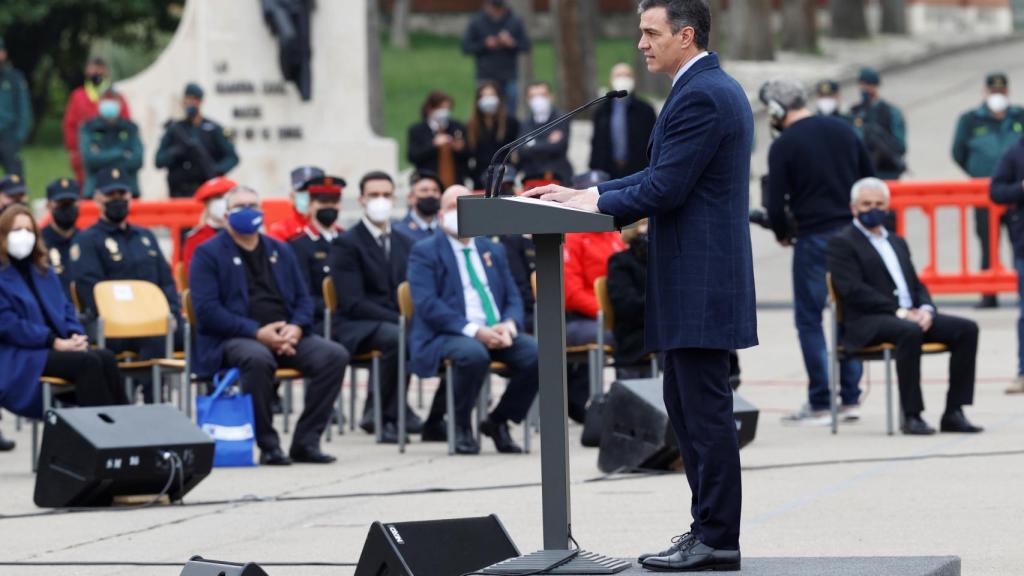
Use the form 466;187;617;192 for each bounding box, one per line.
742;412;1024;531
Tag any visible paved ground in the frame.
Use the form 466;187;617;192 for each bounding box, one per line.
4;36;1024;576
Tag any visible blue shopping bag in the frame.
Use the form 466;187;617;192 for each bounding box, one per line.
196;368;256;467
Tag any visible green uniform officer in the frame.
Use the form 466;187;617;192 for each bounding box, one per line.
850;67;907;180
952;72;1024;308
814;80;849;121
155;83;239;198
0;37;32;178
79;90;144;198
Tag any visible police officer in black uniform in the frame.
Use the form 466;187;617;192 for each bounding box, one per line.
288;174;346;331
70;167;182;401
155;83;239;198
0;173;27;211
41;177;81;299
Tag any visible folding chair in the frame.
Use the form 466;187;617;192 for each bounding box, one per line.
826;273;948;435
93;280;186;407
30;376;75;472
174;260;188;292
397;282;523;454
181;289;304;431
322;276;383;443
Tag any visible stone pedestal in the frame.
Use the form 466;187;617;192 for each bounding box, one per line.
118;0;396;199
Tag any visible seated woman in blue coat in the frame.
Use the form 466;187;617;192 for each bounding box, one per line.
0;205;126;419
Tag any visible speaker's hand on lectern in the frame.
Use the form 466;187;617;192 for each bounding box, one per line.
521;184;578;201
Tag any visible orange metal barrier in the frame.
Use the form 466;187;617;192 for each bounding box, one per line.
66;199;295;266
888;179;1016;295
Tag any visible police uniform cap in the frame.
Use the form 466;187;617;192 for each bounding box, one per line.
94;167;131;195
194;176;238;203
986;72;1009;91
301;175;346;196
184;82;204;99
816;80;839;96
858;67;881;86
410;169;445;191
290;165;325;190
46;178;81;202
0;174;27;197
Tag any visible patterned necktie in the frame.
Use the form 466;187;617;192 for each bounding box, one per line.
463;247;497;326
378;232;390;259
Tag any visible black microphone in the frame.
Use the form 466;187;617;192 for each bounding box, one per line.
485;90;629;198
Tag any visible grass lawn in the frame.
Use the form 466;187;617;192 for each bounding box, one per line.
20;33;640;197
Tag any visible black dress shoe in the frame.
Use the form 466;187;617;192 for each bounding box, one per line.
642;540;740;572
289;446;337;464
975;295;998;309
479;418;523;453
568;402;587;424
379;421;410;444
901;415;936;435
405;408;424;434
359;411;375;435
940;409;983;433
454;426;480;455
259;447;292;466
638;533;695;563
421;419;447;442
0;431;15;452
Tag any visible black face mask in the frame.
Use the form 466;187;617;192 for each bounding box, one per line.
52;203;79;230
103;199;129;224
315;207;339;228
89;74;105;86
416;196;441;217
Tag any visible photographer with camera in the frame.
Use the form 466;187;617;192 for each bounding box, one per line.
759;79;876;426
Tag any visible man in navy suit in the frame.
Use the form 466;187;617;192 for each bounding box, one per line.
190;186;350;466
407;185;539;455
527;0;754;570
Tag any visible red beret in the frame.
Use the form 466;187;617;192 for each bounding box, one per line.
194;177;238;203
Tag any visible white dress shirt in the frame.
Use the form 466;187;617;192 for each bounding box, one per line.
362;215;391;255
448;236;500;338
853;219;934;313
672;51;709;87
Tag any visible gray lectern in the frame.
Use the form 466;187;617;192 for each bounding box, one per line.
458;195;630;574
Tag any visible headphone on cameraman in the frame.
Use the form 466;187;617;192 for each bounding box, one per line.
758;82;790;123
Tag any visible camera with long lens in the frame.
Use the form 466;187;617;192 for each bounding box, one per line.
748;174;797;241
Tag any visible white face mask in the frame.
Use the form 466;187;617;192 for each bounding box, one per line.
478;95;500;115
611;76;635;94
208;197;228;223
442;210;459;236
430;108;451;128
6;229;35;260
816;97;838;115
529;95;552;119
987;93;1009;114
366;197;394;224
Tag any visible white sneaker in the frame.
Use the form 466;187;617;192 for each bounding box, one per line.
839;404;861;422
781;404;831;427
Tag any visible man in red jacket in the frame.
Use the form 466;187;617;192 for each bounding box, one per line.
62;58;131;185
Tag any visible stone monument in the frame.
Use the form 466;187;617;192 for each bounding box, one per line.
118;0;396;199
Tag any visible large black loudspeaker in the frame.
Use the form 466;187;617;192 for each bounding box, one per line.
180;556;269;576
597;378;758;473
34;405;214;508
355;515;520;576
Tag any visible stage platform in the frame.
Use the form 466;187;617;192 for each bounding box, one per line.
593;556;960;576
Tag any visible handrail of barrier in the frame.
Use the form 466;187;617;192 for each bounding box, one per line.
888;179;1016;295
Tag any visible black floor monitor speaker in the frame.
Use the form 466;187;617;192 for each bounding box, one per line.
355;515;520;576
34;405;215;508
180;556;269;576
597;378;758;473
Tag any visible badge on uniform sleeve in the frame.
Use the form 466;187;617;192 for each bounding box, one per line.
70;244;81;262
483;252;493;268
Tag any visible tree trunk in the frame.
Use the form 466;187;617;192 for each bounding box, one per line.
830;0;870;39
551;0;598;111
730;0;775;61
389;0;411;49
781;0;818;53
880;0;908;34
509;0;535;118
366;0;385;136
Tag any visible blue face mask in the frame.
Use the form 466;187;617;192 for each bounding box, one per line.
857;208;888;229
228;207;264;235
293;191;309;214
99;99;121;120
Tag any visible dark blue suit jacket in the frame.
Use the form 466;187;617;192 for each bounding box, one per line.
597;53;757;352
407;230;523;377
0;263;84;418
189;231;314;378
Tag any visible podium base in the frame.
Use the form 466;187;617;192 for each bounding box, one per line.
482;550;631;575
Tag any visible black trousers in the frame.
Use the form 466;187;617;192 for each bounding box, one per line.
223;335;349;453
0;138;24;178
975;208;1000;274
863;313;978;415
43;348;128;407
663;348;741;551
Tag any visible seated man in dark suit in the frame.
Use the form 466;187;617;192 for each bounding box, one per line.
827;177;982;435
190;185;350;465
407;185;539;454
330;171;421;442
